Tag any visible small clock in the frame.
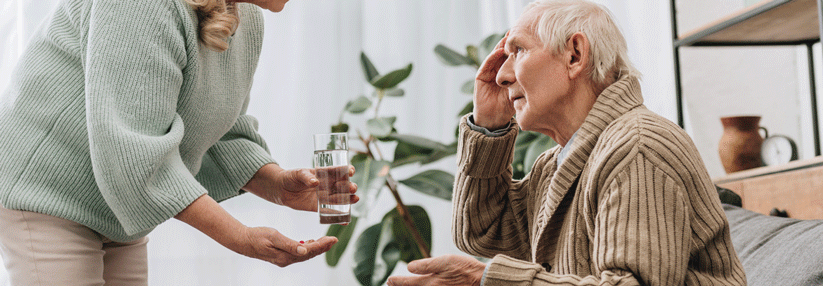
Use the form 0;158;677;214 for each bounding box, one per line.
761;135;798;166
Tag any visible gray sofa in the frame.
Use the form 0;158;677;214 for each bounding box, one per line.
723;203;823;285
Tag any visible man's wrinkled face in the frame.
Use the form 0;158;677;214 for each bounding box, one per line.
496;9;572;132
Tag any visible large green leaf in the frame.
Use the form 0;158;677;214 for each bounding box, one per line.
352;206;431;286
370;64;413;89
366;117;397;138
392;141;434;168
345;96;372;114
353;224;383;286
461;79;475;94
325;216;359;267
398;170;454;200
434;44;474;66
350;156;390;217
389;134;450;152
387;205;432;262
420;142;457;165
391;138;456;168
361;52;380;82
523;134;557;174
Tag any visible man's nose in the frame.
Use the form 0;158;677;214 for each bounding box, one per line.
496;57;515;87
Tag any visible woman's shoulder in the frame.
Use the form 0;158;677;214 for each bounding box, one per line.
87;0;195;23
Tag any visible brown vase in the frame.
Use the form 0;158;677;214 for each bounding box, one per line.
719;116;767;174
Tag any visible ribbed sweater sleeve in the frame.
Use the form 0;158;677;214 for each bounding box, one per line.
452;114;534;260
84;0;205;236
196;114;275;202
484;153;687;286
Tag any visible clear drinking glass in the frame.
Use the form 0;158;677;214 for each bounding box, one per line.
313;133;351;224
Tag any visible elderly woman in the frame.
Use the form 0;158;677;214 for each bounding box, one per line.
0;0;358;284
389;0;745;285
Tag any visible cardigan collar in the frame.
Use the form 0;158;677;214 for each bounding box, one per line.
531;75;644;255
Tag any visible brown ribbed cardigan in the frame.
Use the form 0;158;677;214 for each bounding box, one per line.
452;76;746;285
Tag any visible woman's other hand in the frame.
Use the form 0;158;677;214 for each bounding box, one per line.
243;163;358;212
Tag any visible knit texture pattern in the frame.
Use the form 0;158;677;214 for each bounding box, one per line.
453;76;746;285
0;0;273;242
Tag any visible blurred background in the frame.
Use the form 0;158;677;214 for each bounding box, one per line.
1;0;818;285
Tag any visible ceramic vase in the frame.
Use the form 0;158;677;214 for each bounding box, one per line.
719;116;766;174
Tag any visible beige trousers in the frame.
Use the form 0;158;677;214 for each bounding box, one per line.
0;207;148;286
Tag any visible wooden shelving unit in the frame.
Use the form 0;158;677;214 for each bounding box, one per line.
671;0;823;156
714;156;823;219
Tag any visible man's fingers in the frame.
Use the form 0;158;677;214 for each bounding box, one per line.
407;257;439;274
387;275;430;286
476;48;507;82
494;32;508;50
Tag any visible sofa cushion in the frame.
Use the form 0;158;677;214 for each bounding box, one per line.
723;204;823;285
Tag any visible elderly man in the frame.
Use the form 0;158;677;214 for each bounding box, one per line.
388;0;746;285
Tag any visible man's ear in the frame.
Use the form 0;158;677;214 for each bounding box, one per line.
565;32;589;79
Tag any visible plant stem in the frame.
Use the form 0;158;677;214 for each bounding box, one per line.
357;132;431;258
374;89;385;118
384;173;431;258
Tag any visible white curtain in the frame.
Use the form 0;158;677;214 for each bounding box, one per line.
0;0;674;285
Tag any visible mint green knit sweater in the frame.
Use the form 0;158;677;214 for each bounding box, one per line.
0;0;274;242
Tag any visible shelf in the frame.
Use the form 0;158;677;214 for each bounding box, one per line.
675;0;819;47
713;155;823;184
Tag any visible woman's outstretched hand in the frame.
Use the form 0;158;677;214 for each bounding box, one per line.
233;226;337;267
243;163;359;212
174;195;338;267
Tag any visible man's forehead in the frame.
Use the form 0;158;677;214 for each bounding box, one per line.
508;9;542;44
506;25;538;47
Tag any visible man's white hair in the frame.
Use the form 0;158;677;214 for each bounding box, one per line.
525;0;640;87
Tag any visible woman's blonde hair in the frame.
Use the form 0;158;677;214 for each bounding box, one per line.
185;0;239;52
525;0;640;87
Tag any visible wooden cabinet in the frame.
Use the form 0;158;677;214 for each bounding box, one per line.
714;156;823;219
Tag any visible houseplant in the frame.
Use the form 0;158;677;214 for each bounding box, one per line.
324;33;557;286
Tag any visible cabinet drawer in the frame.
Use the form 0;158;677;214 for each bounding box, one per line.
717;164;823;219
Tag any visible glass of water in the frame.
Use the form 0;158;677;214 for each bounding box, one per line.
313;133;351;224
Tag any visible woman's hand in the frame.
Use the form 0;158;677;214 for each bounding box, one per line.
243;163;359;212
174;195;337;267
473;32;515;130
232;226;337;267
